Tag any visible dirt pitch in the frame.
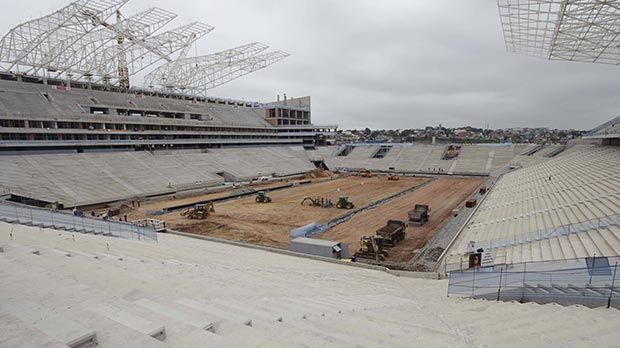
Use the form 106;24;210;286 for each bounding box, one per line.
137;176;425;245
131;174;482;264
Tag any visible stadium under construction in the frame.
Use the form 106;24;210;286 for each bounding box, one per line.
0;0;619;347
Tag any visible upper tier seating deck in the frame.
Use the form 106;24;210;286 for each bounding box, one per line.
584;116;620;138
322;144;526;175
0;79;273;128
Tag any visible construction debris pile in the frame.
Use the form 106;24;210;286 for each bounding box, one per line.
304;169;334;179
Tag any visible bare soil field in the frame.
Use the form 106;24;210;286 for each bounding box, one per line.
320;177;484;263
143;176;427;247
126;179;313;220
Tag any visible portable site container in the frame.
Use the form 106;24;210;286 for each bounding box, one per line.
290;237;347;259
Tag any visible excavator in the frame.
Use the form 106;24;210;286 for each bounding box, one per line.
301;196;322;207
301;196;333;208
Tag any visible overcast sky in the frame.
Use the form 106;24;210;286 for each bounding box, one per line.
2;0;618;130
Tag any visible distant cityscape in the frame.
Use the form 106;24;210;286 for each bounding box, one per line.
336;125;586;144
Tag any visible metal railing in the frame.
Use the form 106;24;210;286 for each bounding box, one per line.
448;256;619;309
0;202;157;241
473;214;620;252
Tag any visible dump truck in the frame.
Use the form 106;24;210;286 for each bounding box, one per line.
255;191;272;203
354;235;388;262
181;202;215;219
408;204;430;226
375;220;406;247
336;196;355;209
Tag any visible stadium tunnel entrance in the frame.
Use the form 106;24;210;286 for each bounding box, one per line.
312;160;329;170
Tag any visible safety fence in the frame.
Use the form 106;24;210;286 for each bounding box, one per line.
448;256;619;309
0;201;157;241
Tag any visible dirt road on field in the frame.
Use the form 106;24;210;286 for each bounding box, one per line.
320;177;484;263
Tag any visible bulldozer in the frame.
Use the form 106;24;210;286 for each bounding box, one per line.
387;173;400;181
180;202;214;219
255;191;272;203
335;196;354;209
354;235;388;262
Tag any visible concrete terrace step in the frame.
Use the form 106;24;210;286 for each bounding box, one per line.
84;301;167;341
0;301;97;348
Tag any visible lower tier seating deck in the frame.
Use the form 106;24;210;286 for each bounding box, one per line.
320;143;533;175
0;142;578;208
0;146;314;207
446;145;620;266
1;222;618;347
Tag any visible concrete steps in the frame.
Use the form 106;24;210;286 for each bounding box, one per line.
3;223;620;347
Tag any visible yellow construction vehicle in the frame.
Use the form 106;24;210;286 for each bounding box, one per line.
301;196;322;207
354;235;388;262
181;202;215;219
387;173;400;181
301;196;333;208
358;168;373;178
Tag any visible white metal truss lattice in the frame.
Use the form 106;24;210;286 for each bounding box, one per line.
42;7;177;77
83;21;213;84
0;0;128;72
0;0;288;91
0;0;211;85
144;43;289;95
498;0;620;65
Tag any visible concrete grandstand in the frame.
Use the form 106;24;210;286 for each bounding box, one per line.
308;143;534;175
443;143;620;268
